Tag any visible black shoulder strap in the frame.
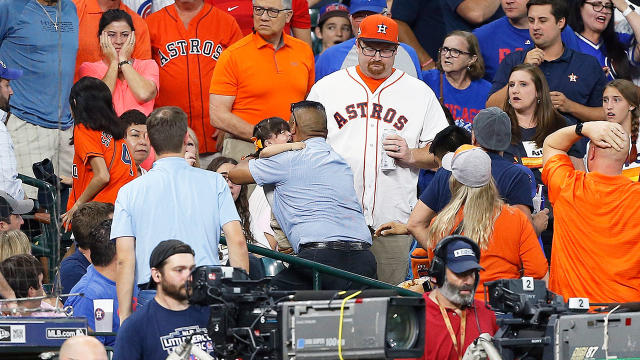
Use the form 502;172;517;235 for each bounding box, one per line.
452;219;464;235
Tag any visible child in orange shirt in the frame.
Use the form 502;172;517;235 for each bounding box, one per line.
62;77;137;227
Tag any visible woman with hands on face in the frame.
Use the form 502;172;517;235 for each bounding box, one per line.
78;9;159;116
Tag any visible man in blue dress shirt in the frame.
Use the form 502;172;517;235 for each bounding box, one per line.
229;100;377;290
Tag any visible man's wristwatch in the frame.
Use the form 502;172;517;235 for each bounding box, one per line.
623;4;636;17
118;59;132;68
575;122;584;136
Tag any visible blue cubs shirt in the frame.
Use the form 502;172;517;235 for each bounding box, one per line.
422;69;491;127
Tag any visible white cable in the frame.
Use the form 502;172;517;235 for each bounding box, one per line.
603;305;621;359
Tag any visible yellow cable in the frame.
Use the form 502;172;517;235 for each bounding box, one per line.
338;290;362;360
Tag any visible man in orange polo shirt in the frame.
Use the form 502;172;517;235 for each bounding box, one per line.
209;0;314;160
73;0;151;82
542;121;640;304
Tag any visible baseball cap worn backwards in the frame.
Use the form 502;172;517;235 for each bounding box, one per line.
473;107;512;151
350;0;386;15
357;14;399;45
149;240;195;269
319;3;350;25
0;60;22;80
445;239;483;274
441;145;491;188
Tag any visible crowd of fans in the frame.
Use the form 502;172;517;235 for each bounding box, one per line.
1;0;640;358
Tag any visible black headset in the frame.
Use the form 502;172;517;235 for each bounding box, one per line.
428;235;482;286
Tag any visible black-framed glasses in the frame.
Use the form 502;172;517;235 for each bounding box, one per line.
358;43;397;58
253;6;290;18
584;1;614;13
439;46;472;58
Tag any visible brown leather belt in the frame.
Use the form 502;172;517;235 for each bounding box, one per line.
298;241;371;251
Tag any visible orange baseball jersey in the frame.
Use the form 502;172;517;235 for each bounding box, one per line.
145;3;243;153
207;0;311;36
67;124;137;210
73;0;152;83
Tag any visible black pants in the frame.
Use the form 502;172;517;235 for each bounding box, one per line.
270;248;377;291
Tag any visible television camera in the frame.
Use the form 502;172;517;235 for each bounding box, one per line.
186;265;426;360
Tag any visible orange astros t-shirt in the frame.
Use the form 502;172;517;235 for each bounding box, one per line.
542;154;640;303
68;124;137;210
209;32;314;126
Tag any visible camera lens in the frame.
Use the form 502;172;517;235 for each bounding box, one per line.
385;305;419;350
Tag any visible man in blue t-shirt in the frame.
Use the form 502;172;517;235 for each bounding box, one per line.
65;219;137;346
441;0;504;33
0;0;79;195
391;0;446;71
408;107;548;246
473;0;579;81
60;202;114;294
114;240;213;360
314;0;422;82
486;0;607;127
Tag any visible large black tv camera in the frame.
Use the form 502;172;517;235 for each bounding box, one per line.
187;265;425;360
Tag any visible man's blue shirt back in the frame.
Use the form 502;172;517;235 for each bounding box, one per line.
249;137;371;252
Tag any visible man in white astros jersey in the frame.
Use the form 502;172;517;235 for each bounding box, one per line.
307;14;448;285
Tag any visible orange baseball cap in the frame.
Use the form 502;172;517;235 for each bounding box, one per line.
357;14;399;45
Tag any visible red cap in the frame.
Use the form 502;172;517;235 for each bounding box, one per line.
357;14;398;45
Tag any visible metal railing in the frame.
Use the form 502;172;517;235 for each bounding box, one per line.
18;174;62;281
220;238;421;297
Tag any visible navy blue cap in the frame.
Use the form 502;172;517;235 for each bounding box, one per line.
0;60;22;80
349;0;386;15
446;240;483;274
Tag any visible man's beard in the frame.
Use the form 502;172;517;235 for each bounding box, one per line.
160;279;188;302
440;276;475;308
367;60;387;77
0;96;10;113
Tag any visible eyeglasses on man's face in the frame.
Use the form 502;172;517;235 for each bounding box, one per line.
253;6;290;18
358;43;397;58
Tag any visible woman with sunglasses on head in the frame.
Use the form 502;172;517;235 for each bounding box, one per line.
567;0;640;80
423;31;491;130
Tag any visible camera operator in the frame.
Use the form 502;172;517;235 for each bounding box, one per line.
420;236;498;360
228;100;377;290
113;240;213;360
542;121;640;303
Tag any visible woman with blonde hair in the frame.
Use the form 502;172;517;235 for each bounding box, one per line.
0;230;31;262
425;145;548;299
